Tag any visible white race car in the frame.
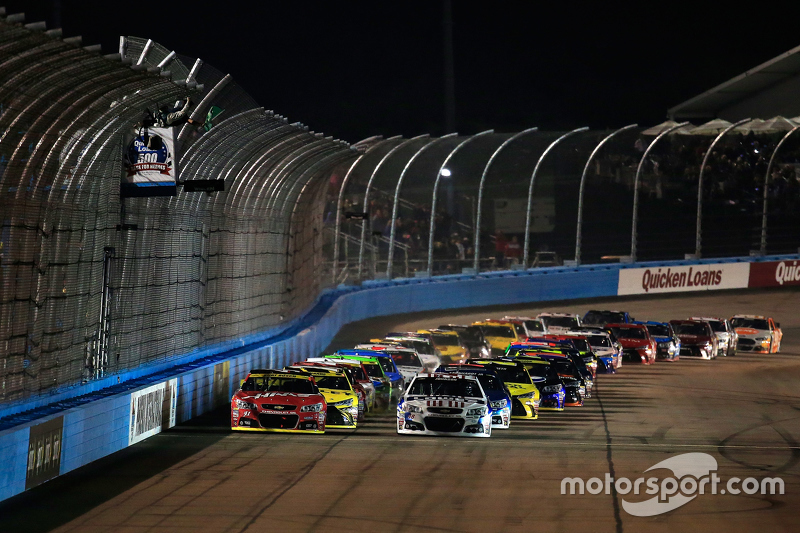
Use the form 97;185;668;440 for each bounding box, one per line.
537;312;582;335
354;344;423;382
397;373;492;437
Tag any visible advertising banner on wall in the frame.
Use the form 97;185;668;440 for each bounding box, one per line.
618;262;751;296
129;379;178;446
121;126;178;197
26;416;64;490
749;260;800;288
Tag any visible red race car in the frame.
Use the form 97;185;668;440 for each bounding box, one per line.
669;320;718;360
231;369;326;433
605;323;656;364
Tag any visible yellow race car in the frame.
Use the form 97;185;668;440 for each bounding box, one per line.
417;329;467;363
472;321;524;356
286;366;359;428
467;359;540;419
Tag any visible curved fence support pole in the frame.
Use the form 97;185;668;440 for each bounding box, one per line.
631;122;689;261
761;125;800;255
332;155;366;283
358;134;429;279
427;130;494;276
520;126;588;269
387;133;458;278
574;124;637;265
695;118;751;257
474;127;538;272
331;135;393;283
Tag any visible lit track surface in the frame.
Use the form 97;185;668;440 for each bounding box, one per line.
1;288;799;533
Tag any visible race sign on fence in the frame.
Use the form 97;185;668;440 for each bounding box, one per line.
129;379;178;446
121;126;178;197
618;262;751;296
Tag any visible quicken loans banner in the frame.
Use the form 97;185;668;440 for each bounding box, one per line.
618;262;750;296
129;379;178;446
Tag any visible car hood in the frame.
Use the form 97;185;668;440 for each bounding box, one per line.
618;338;650;348
676;334;713;344
239;391;318;405
735;328;764;336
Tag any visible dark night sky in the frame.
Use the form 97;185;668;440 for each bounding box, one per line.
10;1;800;143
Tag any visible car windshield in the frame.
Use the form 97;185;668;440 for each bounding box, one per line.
522;363;555;379
611;327;647;340
458;327;484;343
314;375;350;391
645;324;671;337
481;325;515;338
476;374;502;392
490;365;532;385
706;320;726;332
730;318;769;330
242;376;316;394
569;338;589;351
350;366;368;381
547;359;579;378
391;351;422;367
541;316;579;329
409;377;482;398
524;320;545;333
375;357;395;374
363;363;384;379
586;335;611;348
399;340;434;355
583;311;626;326
431;334;461;346
673;323;710;336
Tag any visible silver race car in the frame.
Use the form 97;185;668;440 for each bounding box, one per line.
397;373;492;437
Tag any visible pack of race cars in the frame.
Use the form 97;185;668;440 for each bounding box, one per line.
231;311;783;437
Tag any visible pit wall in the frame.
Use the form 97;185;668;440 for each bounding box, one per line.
1;254;798;501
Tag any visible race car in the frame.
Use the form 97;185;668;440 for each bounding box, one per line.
354;343;423;382
533;354;587;406
336;350;405;403
417;329;468;363
566;329;620;372
502;316;547;338
537;312;582;335
466;359;540;419
293;361;368;420
397;373;492;437
605;323;656;364
306;358;377;414
512;355;566;410
669;320;717;360
634;321;680;361
437;363;513;429
582;310;635;327
323;355;392;409
231;369;326;433
438;324;492;359
286;366;360;428
510;339;594;397
472;321;523;356
690;317;737;357
379;335;442;371
730;315;782;353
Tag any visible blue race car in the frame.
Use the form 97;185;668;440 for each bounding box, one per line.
633;321;680;361
436;363;513;429
336;349;405;402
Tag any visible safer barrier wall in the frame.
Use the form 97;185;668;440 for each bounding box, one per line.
1;254;798;502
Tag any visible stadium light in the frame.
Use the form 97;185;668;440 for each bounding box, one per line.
440;168;452;177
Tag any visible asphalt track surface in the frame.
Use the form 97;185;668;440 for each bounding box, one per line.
1;287;799;533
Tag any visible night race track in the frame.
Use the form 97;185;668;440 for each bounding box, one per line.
2;288;799;533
